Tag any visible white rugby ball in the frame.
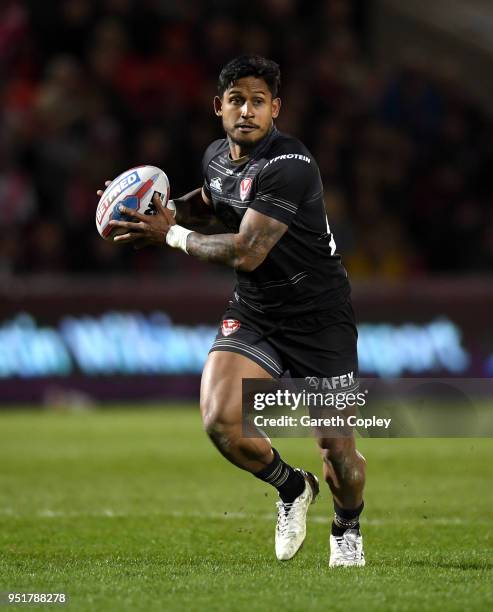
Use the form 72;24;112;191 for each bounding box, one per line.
95;165;170;240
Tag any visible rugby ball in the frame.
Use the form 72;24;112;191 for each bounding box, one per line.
95;165;170;240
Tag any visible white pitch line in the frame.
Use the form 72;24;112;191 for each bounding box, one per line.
0;507;488;525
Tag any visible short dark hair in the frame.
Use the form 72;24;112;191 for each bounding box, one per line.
218;55;281;98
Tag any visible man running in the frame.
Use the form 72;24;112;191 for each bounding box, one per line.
102;55;366;567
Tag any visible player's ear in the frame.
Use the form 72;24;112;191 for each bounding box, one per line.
214;96;223;116
272;97;281;119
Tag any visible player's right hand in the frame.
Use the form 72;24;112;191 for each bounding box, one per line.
108;192;176;248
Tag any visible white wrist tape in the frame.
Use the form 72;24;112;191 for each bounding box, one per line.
166;224;192;254
166;199;176;217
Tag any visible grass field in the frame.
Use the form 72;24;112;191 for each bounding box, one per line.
0;406;492;612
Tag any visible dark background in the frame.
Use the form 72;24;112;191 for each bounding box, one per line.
3;0;493;280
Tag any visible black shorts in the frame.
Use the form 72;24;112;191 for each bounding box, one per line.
210;297;358;380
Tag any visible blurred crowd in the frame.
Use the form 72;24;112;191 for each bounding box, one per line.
1;0;492;280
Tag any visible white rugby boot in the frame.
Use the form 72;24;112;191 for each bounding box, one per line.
329;528;365;567
275;469;319;561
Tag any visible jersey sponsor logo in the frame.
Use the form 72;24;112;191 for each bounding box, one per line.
305;376;320;389
264;153;311;167
239;178;253;201
210;177;223;193
222;319;241;336
96;171;140;224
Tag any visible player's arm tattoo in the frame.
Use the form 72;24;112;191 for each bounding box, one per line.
174;188;227;233
187;208;288;272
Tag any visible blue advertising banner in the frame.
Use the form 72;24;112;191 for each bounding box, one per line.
0;278;491;402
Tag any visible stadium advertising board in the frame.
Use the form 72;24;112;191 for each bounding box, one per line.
0;279;491;402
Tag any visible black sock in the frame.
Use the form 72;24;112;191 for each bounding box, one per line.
254;448;305;503
331;501;364;536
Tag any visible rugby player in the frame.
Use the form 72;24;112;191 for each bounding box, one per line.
101;55;366;566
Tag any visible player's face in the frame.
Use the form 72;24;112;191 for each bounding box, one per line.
214;77;281;153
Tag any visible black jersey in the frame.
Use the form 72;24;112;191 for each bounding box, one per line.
202;127;349;317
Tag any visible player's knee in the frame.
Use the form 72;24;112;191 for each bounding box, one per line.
204;419;231;453
202;408;222;437
201;402;235;448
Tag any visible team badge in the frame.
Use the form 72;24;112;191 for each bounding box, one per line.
240;178;253;201
222;319;241;336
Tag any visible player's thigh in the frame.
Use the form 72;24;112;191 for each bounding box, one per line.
200;350;273;431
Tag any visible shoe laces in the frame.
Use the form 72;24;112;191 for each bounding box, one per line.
276;499;302;536
334;529;362;558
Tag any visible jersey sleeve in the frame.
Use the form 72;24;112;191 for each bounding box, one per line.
250;158;314;225
201;150;212;201
202;177;211;201
201;139;224;202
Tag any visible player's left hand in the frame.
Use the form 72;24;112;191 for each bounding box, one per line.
108;192;176;249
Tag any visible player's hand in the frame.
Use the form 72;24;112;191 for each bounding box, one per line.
108;193;176;247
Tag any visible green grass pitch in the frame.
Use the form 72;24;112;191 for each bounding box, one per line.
0;407;492;611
